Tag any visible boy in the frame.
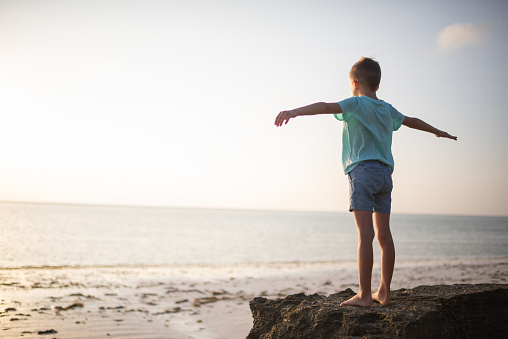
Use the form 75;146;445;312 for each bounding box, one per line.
274;57;456;307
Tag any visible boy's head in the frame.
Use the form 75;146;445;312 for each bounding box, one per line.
349;57;381;92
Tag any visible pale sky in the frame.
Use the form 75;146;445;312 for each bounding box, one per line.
1;0;507;216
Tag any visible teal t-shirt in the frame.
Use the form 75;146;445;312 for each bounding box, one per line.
335;96;405;174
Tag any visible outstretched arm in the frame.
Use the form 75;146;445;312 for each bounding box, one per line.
274;102;341;127
402;116;457;140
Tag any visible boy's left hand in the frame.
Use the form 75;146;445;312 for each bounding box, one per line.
275;110;297;127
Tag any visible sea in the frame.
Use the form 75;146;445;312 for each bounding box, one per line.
0;201;507;268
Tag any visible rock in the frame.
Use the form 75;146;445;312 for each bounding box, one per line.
193;296;218;306
55;302;84;312
248;284;508;339
38;329;58;334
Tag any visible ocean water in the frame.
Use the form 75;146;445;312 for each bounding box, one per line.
0;202;507;268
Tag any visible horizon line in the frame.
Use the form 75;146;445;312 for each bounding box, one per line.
0;199;506;218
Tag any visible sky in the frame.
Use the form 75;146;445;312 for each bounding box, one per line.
0;0;507;216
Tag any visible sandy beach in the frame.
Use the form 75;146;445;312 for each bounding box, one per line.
1;258;507;338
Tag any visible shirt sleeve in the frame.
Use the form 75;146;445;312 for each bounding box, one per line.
334;97;358;122
391;106;405;131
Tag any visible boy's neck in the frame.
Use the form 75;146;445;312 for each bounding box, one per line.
355;82;379;100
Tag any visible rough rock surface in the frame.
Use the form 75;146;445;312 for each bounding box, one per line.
248;284;508;339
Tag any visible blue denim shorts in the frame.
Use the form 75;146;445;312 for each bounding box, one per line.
347;160;393;214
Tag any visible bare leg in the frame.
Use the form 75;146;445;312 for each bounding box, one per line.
372;212;394;305
340;210;374;307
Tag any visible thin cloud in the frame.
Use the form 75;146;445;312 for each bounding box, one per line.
437;22;492;52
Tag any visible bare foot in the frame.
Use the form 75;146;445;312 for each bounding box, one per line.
340;294;373;307
372;291;391;305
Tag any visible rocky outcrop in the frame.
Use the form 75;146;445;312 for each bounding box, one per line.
248;284;508;339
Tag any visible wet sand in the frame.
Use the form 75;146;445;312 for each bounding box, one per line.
1;258;507;338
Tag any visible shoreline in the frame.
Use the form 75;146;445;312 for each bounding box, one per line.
1;258;507;338
1;255;506;270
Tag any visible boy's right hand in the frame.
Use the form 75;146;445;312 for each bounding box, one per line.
275;110;298;127
435;130;458;140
